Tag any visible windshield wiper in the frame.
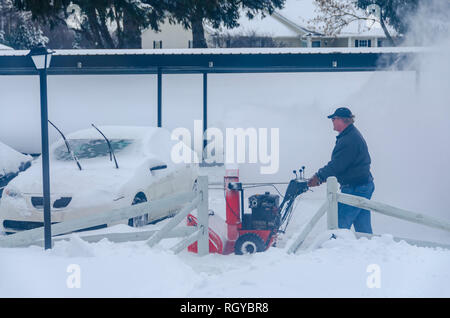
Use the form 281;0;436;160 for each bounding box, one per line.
91;124;119;169
48;120;82;171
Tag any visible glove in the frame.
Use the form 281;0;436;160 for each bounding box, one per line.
307;174;321;187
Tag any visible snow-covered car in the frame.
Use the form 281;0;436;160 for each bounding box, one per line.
0;141;32;198
0;126;198;234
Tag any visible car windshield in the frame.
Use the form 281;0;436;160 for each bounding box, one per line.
54;139;134;161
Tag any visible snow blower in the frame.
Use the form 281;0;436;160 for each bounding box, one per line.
188;168;309;255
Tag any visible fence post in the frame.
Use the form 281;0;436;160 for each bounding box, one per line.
327;177;339;230
196;175;209;256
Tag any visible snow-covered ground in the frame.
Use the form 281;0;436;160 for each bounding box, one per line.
1;169;450;298
1;222;450;298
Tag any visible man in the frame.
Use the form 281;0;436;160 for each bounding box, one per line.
307;107;375;233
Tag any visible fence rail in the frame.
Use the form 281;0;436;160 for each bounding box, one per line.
30;227;197;248
288;177;450;254
337;192;450;233
287;202;327;254
0;176;209;256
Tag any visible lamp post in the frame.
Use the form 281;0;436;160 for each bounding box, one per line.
27;45;54;250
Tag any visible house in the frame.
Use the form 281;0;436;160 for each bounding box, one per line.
141;0;395;49
273;0;395;48
141;18;194;49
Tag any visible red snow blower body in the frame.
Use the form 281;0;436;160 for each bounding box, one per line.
188;168;309;255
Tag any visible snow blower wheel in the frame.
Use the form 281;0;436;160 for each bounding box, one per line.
234;233;265;255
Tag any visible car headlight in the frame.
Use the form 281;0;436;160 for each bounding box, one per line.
4;188;23;199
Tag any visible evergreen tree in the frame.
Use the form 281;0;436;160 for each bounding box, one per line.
13;0;286;49
0;0;48;49
5;22;48;49
13;0;167;49
163;0;285;48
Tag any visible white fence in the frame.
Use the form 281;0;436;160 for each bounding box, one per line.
288;177;450;254
0;176;210;256
4;174;448;256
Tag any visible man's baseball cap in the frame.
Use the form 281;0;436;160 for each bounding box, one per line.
327;107;354;119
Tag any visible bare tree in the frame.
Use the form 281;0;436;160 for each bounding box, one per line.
308;0;397;46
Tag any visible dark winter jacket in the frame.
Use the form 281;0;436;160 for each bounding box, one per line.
316;124;373;186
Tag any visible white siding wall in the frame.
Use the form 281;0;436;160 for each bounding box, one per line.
142;19;193;49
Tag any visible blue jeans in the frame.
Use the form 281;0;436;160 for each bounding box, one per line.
338;181;375;234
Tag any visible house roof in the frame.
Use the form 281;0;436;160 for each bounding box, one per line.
211;12;300;38
215;0;394;38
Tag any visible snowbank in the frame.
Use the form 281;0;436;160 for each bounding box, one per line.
1;231;449;298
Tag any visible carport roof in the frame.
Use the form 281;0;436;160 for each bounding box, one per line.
0;47;424;75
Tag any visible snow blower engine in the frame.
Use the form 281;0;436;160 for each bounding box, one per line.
226;167;309;255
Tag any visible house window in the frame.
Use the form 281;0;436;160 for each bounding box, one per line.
312;40;321;47
188;40;193;48
377;40;383;47
153;40;163;49
355;39;372;47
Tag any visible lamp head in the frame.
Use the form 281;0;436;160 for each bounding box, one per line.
27;44;54;70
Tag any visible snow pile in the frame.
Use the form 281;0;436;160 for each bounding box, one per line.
0;235;201;298
189;234;450;298
1;231;449;297
0;141;31;177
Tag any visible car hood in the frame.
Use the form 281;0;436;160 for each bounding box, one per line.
8;160;136;197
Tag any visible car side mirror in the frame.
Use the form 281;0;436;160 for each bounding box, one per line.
150;164;167;172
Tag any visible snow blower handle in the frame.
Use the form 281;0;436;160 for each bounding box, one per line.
296;165;306;180
278;178;310;233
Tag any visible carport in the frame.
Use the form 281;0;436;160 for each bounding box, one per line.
0;46;420;153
